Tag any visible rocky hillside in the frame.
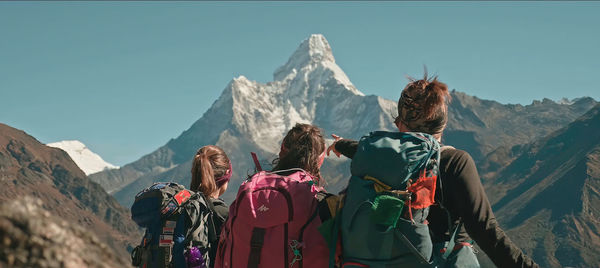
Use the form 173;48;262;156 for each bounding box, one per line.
479;104;600;267
445;91;597;162
0;123;139;265
0;197;129;268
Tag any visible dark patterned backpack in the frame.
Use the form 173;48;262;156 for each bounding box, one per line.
130;182;217;268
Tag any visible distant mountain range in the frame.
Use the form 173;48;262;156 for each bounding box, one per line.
90;34;598;206
47;140;118;175
0;123;139;265
445;92;597;163
41;34;600;267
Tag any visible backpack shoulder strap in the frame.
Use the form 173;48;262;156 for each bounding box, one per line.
436;144;469;257
184;193;218;246
248;227;266;268
443;221;463;259
201;194;219;244
316;192;342;222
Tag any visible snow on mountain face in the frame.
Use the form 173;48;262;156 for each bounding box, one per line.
96;34;397;205
274;34;363;96
226;34;374;153
47;140;118;175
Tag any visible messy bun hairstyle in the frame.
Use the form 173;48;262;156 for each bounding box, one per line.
191;145;231;197
395;71;451;135
273;123;326;185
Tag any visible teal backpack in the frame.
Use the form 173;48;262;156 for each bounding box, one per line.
337;131;441;268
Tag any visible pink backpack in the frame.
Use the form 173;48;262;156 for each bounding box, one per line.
214;168;329;268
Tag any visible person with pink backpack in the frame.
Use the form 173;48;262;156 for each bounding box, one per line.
214;123;332;268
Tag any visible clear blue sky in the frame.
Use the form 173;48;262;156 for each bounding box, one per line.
2;2;599;166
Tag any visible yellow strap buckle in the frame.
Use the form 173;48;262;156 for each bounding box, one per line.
364;175;410;197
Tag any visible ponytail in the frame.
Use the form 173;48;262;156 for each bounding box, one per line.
200;153;217;197
190;145;231;197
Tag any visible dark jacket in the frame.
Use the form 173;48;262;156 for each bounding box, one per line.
335;139;539;268
209;198;228;267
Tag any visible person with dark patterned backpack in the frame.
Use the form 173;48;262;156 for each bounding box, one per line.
130;145;232;268
327;73;539;268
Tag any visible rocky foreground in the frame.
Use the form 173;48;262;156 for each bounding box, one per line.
0;197;129;268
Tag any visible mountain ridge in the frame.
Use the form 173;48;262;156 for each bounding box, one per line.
0;123;140;264
480;104;600;267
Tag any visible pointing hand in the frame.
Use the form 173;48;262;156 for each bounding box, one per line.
327;134;342;158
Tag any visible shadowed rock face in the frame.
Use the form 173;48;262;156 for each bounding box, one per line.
445;91;598;164
0;123;140;266
478;104;600;268
0;197;129;268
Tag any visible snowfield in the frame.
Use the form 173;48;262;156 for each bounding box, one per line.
47;140;118;175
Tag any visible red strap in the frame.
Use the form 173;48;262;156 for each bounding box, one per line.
408;197;414;223
453;242;472;251
343;262;370;267
251;152;262;171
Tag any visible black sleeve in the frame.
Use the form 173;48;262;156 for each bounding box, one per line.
334;139;359;159
444;150;539;268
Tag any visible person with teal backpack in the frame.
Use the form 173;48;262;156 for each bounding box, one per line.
327;73;539;268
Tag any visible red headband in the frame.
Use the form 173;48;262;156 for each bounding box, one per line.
215;163;232;187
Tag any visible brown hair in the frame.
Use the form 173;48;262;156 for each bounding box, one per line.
190;145;231;197
395;70;451;135
272;123;326;184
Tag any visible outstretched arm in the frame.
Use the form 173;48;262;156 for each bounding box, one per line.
327;134;358;159
445;150;539;268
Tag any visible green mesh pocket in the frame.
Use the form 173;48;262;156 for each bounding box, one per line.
370;195;405;227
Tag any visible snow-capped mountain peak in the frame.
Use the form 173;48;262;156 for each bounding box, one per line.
218;35;372;153
281;34;335;69
273;34;329;82
91;34;395;204
47;140;118;175
273;34;363;96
